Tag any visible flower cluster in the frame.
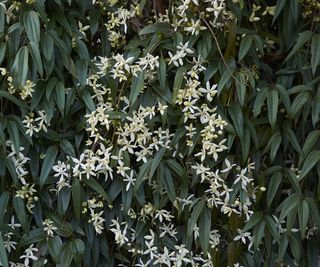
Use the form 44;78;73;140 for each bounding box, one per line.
55;7;259;261
15;183;38;213
82;196;105;234
2;0;315;266
158;0;228;33
6;141;30;184
22;110;48;137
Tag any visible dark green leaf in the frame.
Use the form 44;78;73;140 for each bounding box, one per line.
0;234;8;267
311;34;320;75
40;146;58;187
267;89;278;128
239;35;253;61
23;10;40;44
299;150;320;181
129;70;145;105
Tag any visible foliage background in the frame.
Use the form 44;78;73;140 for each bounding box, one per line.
0;0;320;266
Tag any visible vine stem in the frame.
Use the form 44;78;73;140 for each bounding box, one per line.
201;17;241;88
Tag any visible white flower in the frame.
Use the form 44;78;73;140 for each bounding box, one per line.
221;158;236;173
177;41;193;55
199;81;218;102
20;244;38;267
168;42;193;67
209;230;221;248
153;247;174;265
90;210;105;234
52;161;69;180
233;228;251;244
135;259;152;267
43;218;57;236
234;168;253;191
78;21;90;36
110;219;128;246
137;53;159;70
8;216;21;229
158;102;168;115
20;80;35;100
3;233;17;253
123;170;136;191
155;209;174;223
184;19;206;35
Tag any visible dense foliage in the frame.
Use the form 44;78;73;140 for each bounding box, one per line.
0;0;320;266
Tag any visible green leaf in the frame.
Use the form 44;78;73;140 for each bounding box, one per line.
199;206;211;253
20;229;46;246
239;35;253;61
279;193;300;221
40;146;58;187
0;192;9;223
72;179;81;220
172;66;187;104
23;10;40;44
290;92;310;118
299;150;320;181
284;127;301;153
163;166;176;203
134;161;152;191
299;130;320;166
275;84;291;112
253;220;265;250
129;70;145;105
5;158;19;184
187;199;204;242
48;236;62;262
18;46;29;85
298;200;309;238
41;33;54;61
60;139;76;158
55;82;65;115
311;34;320;75
284;31;313;62
268;131;282;162
46;77;58;101
0;234;8;267
0;4;5;34
236;72;246;107
286;168;301;194
139;22;171;35
242;212;263;232
279;234;289;260
84;178;111;204
218;61;235;95
267;89;278;128
229;103;243;139
272;0;287;23
267;172;282;207
60;243;73;267
28;42;43;77
31;82;45;110
307;240;320;267
0;43;6;65
149;148;166;178
306;197;320;229
13;197;28;231
7;120;20;153
76;59;88;87
253;87;268;117
81;89;95;112
166;159;187;182
264;215;279;242
288;233;301;261
158;57;166;90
